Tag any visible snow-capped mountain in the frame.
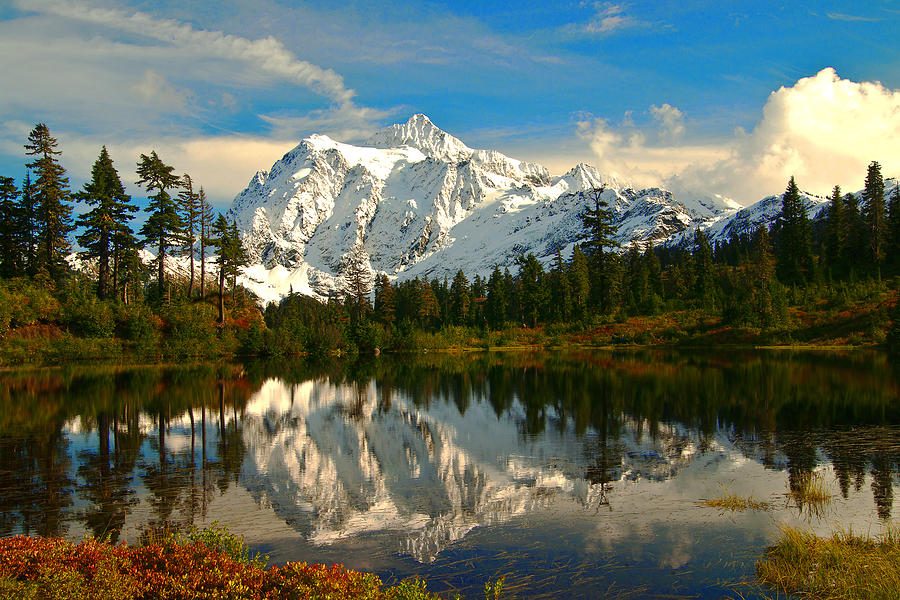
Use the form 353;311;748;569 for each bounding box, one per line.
227;114;894;305
227;115;735;304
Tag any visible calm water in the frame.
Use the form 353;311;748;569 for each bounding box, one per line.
1;350;899;598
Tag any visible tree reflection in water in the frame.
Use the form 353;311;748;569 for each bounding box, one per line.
0;350;897;555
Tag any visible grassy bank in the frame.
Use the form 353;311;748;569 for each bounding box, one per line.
0;524;457;600
0;273;894;367
757;526;900;599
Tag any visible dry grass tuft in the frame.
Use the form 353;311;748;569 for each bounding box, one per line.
698;484;770;512
757;525;900;599
787;472;833;518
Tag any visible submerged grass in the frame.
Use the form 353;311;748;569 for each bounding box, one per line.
786;472;833;518
757;525;900;599
698;485;770;512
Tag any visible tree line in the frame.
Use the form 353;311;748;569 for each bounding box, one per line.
322;162;899;339
0;123;248;325
1;121;898;358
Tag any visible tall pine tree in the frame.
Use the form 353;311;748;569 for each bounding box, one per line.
863;161;886;277
211;215;248;325
18;172;37;276
198;188;214;298
75;147;136;299
824;185;846;279
25;123;73;280
178;174;201;298
886;186;900;276
136;151;182;299
0;176;20;277
775;176;813;286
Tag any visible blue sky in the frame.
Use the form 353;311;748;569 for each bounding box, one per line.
1;0;899;209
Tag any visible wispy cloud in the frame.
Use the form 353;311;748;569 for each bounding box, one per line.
15;0;356;105
826;12;880;22
580;2;641;35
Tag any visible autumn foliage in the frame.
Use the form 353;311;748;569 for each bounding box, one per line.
0;532;442;600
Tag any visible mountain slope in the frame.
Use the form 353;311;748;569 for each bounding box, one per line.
229;115;733;304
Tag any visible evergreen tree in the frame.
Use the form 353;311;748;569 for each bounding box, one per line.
624;246;646;314
373;273;396;326
485;265;507;330
747;226;784;327
517;253;547;328
863;161;886;276
448;269;472;325
25;123;73;279
843;192;866;279
75;147;135;299
579;186;620;313
824;185;846;279
644;249;664;308
776;176;813;286
693;229;716;309
198;188;214;298
340;243;374;318
569;245;591;320
211;215;248;325
579;186;618;256
136;151;182;299
470;273;486;328
415;278;441;328
0;176;20;277
18;173;37;276
886;187;900;275
502;267;519;324
549;249;572;322
177;174;201;298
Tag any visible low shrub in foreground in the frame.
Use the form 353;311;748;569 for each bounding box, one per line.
757;525;900;600
0;526;443;600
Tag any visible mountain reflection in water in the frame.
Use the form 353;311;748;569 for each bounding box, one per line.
1;350;899;597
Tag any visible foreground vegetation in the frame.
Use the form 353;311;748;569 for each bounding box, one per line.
757;526;900;600
0;524;454;600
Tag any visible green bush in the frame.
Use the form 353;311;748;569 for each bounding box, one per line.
161;302;219;358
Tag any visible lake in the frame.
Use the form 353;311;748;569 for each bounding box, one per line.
1;349;898;598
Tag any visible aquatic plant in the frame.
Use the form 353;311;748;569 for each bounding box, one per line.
698;484;769;512
786;471;832;518
757;525;900;599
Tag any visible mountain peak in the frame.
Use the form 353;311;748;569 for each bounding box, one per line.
366;114;472;162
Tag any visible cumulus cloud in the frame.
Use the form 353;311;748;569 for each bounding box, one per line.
650;103;685;140
578;69;900;205
575;109;727;189
677;68;900;204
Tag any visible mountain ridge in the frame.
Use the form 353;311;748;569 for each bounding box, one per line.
226;114;894;306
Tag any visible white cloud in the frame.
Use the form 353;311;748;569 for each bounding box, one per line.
577;69;900;205
677;68;900;204
650;103;685;140
826;12;880;22
16;0;356;106
583;2;638;34
130;70;188;110
259;103;397;143
575;110;727;189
